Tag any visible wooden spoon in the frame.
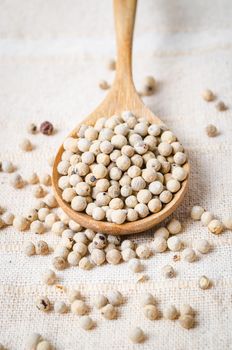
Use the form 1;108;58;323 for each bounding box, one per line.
52;0;189;235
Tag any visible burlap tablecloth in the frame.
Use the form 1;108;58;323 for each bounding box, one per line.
0;0;232;349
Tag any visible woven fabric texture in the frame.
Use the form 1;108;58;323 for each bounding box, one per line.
0;0;232;349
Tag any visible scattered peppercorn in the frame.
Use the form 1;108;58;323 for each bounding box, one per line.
40;121;54;135
216;101;228;111
202;89;215;102
205;124;218;137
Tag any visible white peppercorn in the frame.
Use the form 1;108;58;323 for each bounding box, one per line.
127;208;138;221
11;173;24;189
71;196;87;211
167;218;182;234
182;248;196;262
128;258;143;272
2;212;14;225
167;236;182;251
36;296;51;312
180;304;195;316
93;294;108;309
154;227;169;239
2;160;14;173
131;154;143;167
25;208;38;222
80;315;94;330
166;179;181;193
52;256;66;270
79;256;93;270
58;176;70;190
44;194;57;208
92;233;106;249
159;190;173;203
84;228;95;241
111;209;127;224
100;304;117;320
143;304;159;320
73;242;87;256
198;275;210;290
121;248;136;261
172;166;188;181
54;245;69;259
201;211;213;226
173;151;187;165
148;198;162;213
208;219;223;234
67;251;81;266
24;241;36;256
222;216;232;230
54;300;68;314
106;249;121;264
140;292;155;306
62;188;76;202
136;244;151;259
194;239;210;254
71;300;88;315
67;289;82;303
33;185;46;198
179;315;194;329
69;220;82;231
36;240;49;255
107;290;123;306
37;208;49;222
85;202;97;216
129;327;145;343
19;138;33;151
42;269;56;285
30;220;45;235
161;265;175;278
40;174;51;186
120;239;134;250
205;124;218;137
119;174;131;186
107;235;121;245
134;203;149;218
149;181;163;195
158;142;172;156
191;206;205;220
92;207;105;220
91;248;106;265
13;216;28;231
163;305;178;320
26;332;43;349
44;213;57;228
153;237;167;253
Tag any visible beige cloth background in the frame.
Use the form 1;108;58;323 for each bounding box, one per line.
0;0;232;349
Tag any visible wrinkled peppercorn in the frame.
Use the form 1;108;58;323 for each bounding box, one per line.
40;121;54;135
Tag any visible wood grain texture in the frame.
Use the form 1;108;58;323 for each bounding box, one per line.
52;0;190;235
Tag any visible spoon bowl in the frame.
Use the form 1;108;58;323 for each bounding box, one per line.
52;0;189;235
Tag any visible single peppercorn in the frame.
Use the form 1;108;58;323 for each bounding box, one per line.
40;121;54;135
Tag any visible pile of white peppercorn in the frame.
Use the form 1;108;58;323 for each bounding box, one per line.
57;111;188;223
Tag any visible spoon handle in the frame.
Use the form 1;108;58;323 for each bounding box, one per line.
113;0;137;84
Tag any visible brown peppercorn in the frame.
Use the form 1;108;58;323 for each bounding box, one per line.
107;59;116;70
40;121;54;135
142;76;156;96
99;80;110;90
205;124;218;137
216;101;228;111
